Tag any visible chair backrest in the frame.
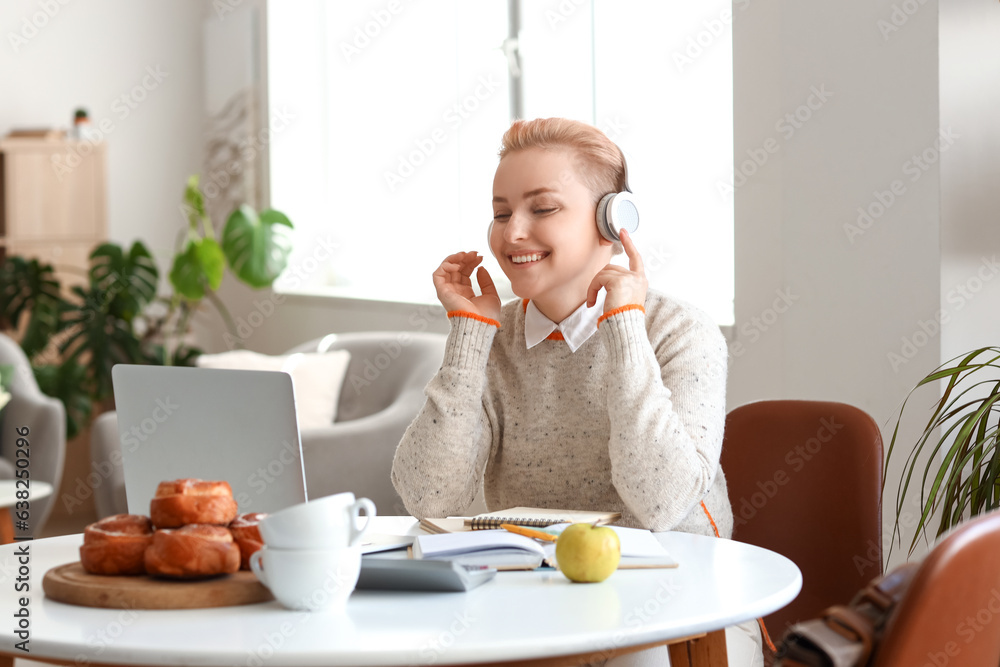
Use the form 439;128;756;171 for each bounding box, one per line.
720;399;883;636
0;333;65;535
873;510;1000;666
288;331;446;423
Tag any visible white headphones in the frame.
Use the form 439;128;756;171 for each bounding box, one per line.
595;191;640;243
487;189;640;252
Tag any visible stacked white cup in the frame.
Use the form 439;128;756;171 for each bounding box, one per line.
251;492;376;611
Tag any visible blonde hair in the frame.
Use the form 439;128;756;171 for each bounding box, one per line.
499;118;628;254
499;118;628;201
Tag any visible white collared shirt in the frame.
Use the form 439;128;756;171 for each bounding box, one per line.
524;291;606;353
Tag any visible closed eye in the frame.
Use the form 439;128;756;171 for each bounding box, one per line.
534;208;556;215
493;213;510;221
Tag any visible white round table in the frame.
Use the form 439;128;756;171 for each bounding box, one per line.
0;517;800;667
0;480;53;543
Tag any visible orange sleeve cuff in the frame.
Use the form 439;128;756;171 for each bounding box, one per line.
597;304;645;327
447;310;501;329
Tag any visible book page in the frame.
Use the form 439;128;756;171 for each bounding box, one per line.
413;530;548;559
545;524;678;567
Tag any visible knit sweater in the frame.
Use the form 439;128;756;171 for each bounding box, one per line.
391;290;733;538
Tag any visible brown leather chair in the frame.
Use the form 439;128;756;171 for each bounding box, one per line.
720;400;884;637
872;510;1000;665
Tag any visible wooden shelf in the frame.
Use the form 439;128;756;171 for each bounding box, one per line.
0;137;107;282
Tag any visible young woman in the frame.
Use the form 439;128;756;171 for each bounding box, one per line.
392;118;760;666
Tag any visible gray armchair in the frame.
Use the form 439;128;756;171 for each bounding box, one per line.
90;331;446;518
0;333;65;536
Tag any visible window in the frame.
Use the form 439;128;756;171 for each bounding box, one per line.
267;1;734;325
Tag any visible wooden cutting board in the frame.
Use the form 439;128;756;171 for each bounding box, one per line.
43;562;274;609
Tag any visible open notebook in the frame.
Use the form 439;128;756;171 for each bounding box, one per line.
412;524;677;571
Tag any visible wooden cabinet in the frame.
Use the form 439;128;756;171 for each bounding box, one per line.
0;137;107;286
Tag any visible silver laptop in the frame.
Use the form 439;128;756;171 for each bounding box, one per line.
112;365;308;516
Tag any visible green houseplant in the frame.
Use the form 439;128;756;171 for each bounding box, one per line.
0;174;294;438
164;174;292;364
0;248;156;438
884;346;1000;556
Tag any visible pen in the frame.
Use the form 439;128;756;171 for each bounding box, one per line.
500;523;559;542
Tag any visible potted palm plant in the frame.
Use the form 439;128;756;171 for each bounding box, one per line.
884;346;1000;556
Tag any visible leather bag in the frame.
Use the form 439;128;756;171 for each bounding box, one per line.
773;562;920;667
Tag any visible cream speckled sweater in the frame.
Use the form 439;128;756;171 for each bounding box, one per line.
391;290;733;538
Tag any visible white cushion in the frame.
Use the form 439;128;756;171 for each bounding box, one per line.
195;349;351;429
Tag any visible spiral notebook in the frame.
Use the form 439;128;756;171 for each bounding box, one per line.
420;507;621;535
466;507;621;529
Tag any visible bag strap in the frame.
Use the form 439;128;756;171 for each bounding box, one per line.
778;619;865;667
775;562;921;667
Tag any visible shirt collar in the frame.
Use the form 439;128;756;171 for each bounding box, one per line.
524;291;606;353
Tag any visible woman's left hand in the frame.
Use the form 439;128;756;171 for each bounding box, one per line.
587;229;648;313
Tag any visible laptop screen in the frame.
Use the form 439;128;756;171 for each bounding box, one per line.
112;365;308;516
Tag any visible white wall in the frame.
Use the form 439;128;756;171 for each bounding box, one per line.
729;0;941;567
940;0;1000;359
0;0;206;273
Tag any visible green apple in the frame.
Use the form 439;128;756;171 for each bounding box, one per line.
555;523;621;583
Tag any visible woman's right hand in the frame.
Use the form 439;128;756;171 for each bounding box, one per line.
432;251;501;321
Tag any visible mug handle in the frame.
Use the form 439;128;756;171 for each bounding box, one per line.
249;548;268;586
348;497;377;546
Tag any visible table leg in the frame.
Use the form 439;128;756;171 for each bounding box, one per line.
667;629;729;667
0;508;12;545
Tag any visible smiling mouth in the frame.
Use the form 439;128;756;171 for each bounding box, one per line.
509;252;548;265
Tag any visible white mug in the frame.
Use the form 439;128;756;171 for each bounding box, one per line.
259;492;376;550
250;545;362;611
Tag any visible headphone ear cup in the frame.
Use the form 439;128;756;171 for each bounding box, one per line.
487;220;495;258
596;192;640;242
596;193;617;242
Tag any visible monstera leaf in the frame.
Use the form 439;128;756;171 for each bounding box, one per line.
169;238;226;301
0;257;65;359
89;241;159;322
222;205;294;288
